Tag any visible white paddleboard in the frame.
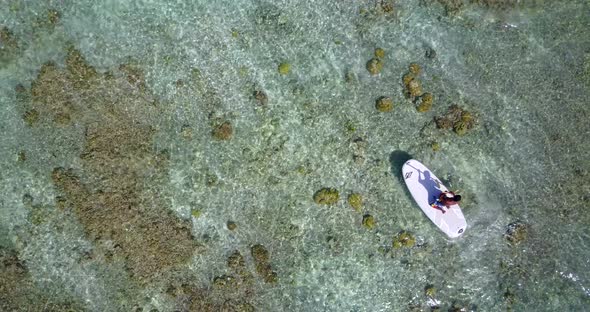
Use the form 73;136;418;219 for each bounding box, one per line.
402;159;466;238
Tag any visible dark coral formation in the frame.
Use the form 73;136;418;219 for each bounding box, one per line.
416;92;434;113
65;47;97;88
504;221;528;245
250;244;278;284
164;249;261;311
393;230;416;248
375;96;394;112
313;187;340;205
366;48;387;76
47;9;61;25
254;90;268;106
0;26;20;64
0;26;18;48
278;62;291;75
362;214;375;229
22;109;39;126
347;193;363;212
432;0;465;15
119;62;148;91
471;0;522;9
431;0;524;15
227;250;246;269
227;221;238;231
167;282;255;312
22;47;197;283
434;104;477;135
0;248;85;311
366;57;384;76
30;62;78;126
402;63;425;100
212;120;234;140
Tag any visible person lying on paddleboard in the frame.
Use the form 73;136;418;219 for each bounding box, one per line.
431;191;462;213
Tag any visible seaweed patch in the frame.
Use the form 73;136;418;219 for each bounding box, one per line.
23;47;197;283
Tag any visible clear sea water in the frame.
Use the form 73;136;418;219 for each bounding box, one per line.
1;0;589;311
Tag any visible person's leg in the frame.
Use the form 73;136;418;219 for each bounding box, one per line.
430;200;446;213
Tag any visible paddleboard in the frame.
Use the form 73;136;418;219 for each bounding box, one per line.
402;159;466;238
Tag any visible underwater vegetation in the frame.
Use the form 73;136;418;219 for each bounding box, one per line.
432;0;528;15
0;248;85;311
375;96;394;112
366;48;386;75
313;188;340;205
504;221;528;245
14;38;289;308
393;231;416;249
434;104;477;136
416;93;434;113
347;193;363;212
19;47;198;283
251;244;278;284
362;214;376;229
403;63;423;99
253;90;268;106
212;120;234;141
0;26;21;64
366;57;384;76
278;62;291;75
401;62;438;113
166;249;258;311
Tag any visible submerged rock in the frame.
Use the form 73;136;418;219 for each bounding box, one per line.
313;188;340;205
416;92;434;112
408;62;421;75
212;120;233;140
254;90;268;106
374;47;386;59
406;79;423;98
227;221;237;231
435;104;477;135
375;96;393;112
0;26;18;49
402;62;426;100
278;62;291;75
251;244;270;263
24;46;198;284
348;193;363;211
425;284;437;297
393;230;416;248
22;109;39;126
362;214;375;229
504;221;528;245
227;250;245;270
425;47;437;59
366;58;384;75
250;244;277;284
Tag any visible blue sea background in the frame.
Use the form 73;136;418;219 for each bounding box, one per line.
1;0;589;311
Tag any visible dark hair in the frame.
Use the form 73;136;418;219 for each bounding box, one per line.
453;195;462;202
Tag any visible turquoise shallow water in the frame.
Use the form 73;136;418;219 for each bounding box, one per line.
1;0;589;311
